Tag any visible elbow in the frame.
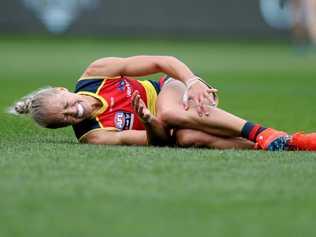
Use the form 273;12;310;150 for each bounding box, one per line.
165;56;180;65
83;57;123;77
80;136;99;145
83;62;101;77
80;133;103;145
80;131;122;145
89;57;120;67
166;55;179;61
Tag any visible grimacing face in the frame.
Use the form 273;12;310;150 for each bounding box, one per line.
43;88;92;127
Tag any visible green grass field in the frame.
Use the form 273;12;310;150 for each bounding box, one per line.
1;38;316;237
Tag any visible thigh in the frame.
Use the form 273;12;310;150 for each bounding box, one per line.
155;78;246;137
156;79;186;116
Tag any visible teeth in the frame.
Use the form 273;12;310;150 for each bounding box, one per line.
77;104;84;118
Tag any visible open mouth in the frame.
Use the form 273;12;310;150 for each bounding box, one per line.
76;103;84;118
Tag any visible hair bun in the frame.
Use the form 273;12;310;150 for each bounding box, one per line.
14;98;32;114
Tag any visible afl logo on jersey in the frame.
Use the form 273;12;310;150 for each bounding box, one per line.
114;112;134;130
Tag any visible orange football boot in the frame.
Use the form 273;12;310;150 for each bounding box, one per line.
255;128;290;151
289;133;316;151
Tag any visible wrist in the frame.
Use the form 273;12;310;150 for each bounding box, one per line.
142;114;154;124
185;76;201;88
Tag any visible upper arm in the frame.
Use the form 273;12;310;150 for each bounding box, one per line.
81;129;148;146
81;57;123;78
82;55;176;78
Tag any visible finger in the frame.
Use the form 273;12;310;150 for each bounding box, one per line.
138;96;146;107
133;95;138;111
194;97;203;116
136;95;141;112
132;95;137;110
207;88;218;94
202;94;211;116
203;91;214;107
131;91;140;109
133;95;140;113
203;91;211;100
137;102;142;115
199;94;208;116
132;90;138;98
138;98;145;115
131;90;139;100
206;89;218;106
210;93;217;107
183;92;189;110
138;105;144;117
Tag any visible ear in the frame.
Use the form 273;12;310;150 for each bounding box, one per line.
55;87;68;92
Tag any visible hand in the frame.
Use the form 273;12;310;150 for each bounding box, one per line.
131;90;154;123
183;79;218;116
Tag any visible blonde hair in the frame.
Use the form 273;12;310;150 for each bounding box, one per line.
8;87;64;128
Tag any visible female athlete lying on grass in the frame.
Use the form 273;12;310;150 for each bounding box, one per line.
11;56;316;151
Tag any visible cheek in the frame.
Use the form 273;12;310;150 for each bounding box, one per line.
72;96;81;105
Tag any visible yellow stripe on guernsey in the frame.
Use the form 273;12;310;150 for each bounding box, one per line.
76;78;108;129
138;80;158;116
76;91;108;117
78;76;122;81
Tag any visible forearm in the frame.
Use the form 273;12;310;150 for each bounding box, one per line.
123;56;195;84
83;55;195;84
81;130;148;146
118;130;148;145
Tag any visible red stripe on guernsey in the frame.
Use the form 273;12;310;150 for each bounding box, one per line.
249;124;261;141
96;76;147;130
158;76;167;88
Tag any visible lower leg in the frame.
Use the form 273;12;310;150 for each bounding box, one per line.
175;129;255;150
157;80;265;141
156;80;292;151
173;107;248;137
157;80;316;151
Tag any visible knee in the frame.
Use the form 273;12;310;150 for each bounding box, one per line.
175;129;196;147
158;108;187;127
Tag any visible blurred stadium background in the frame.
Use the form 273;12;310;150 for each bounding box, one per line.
1;0;294;37
1;1;316;237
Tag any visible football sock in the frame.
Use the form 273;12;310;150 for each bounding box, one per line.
241;122;267;142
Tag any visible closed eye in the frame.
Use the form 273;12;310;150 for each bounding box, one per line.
64;102;69;109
